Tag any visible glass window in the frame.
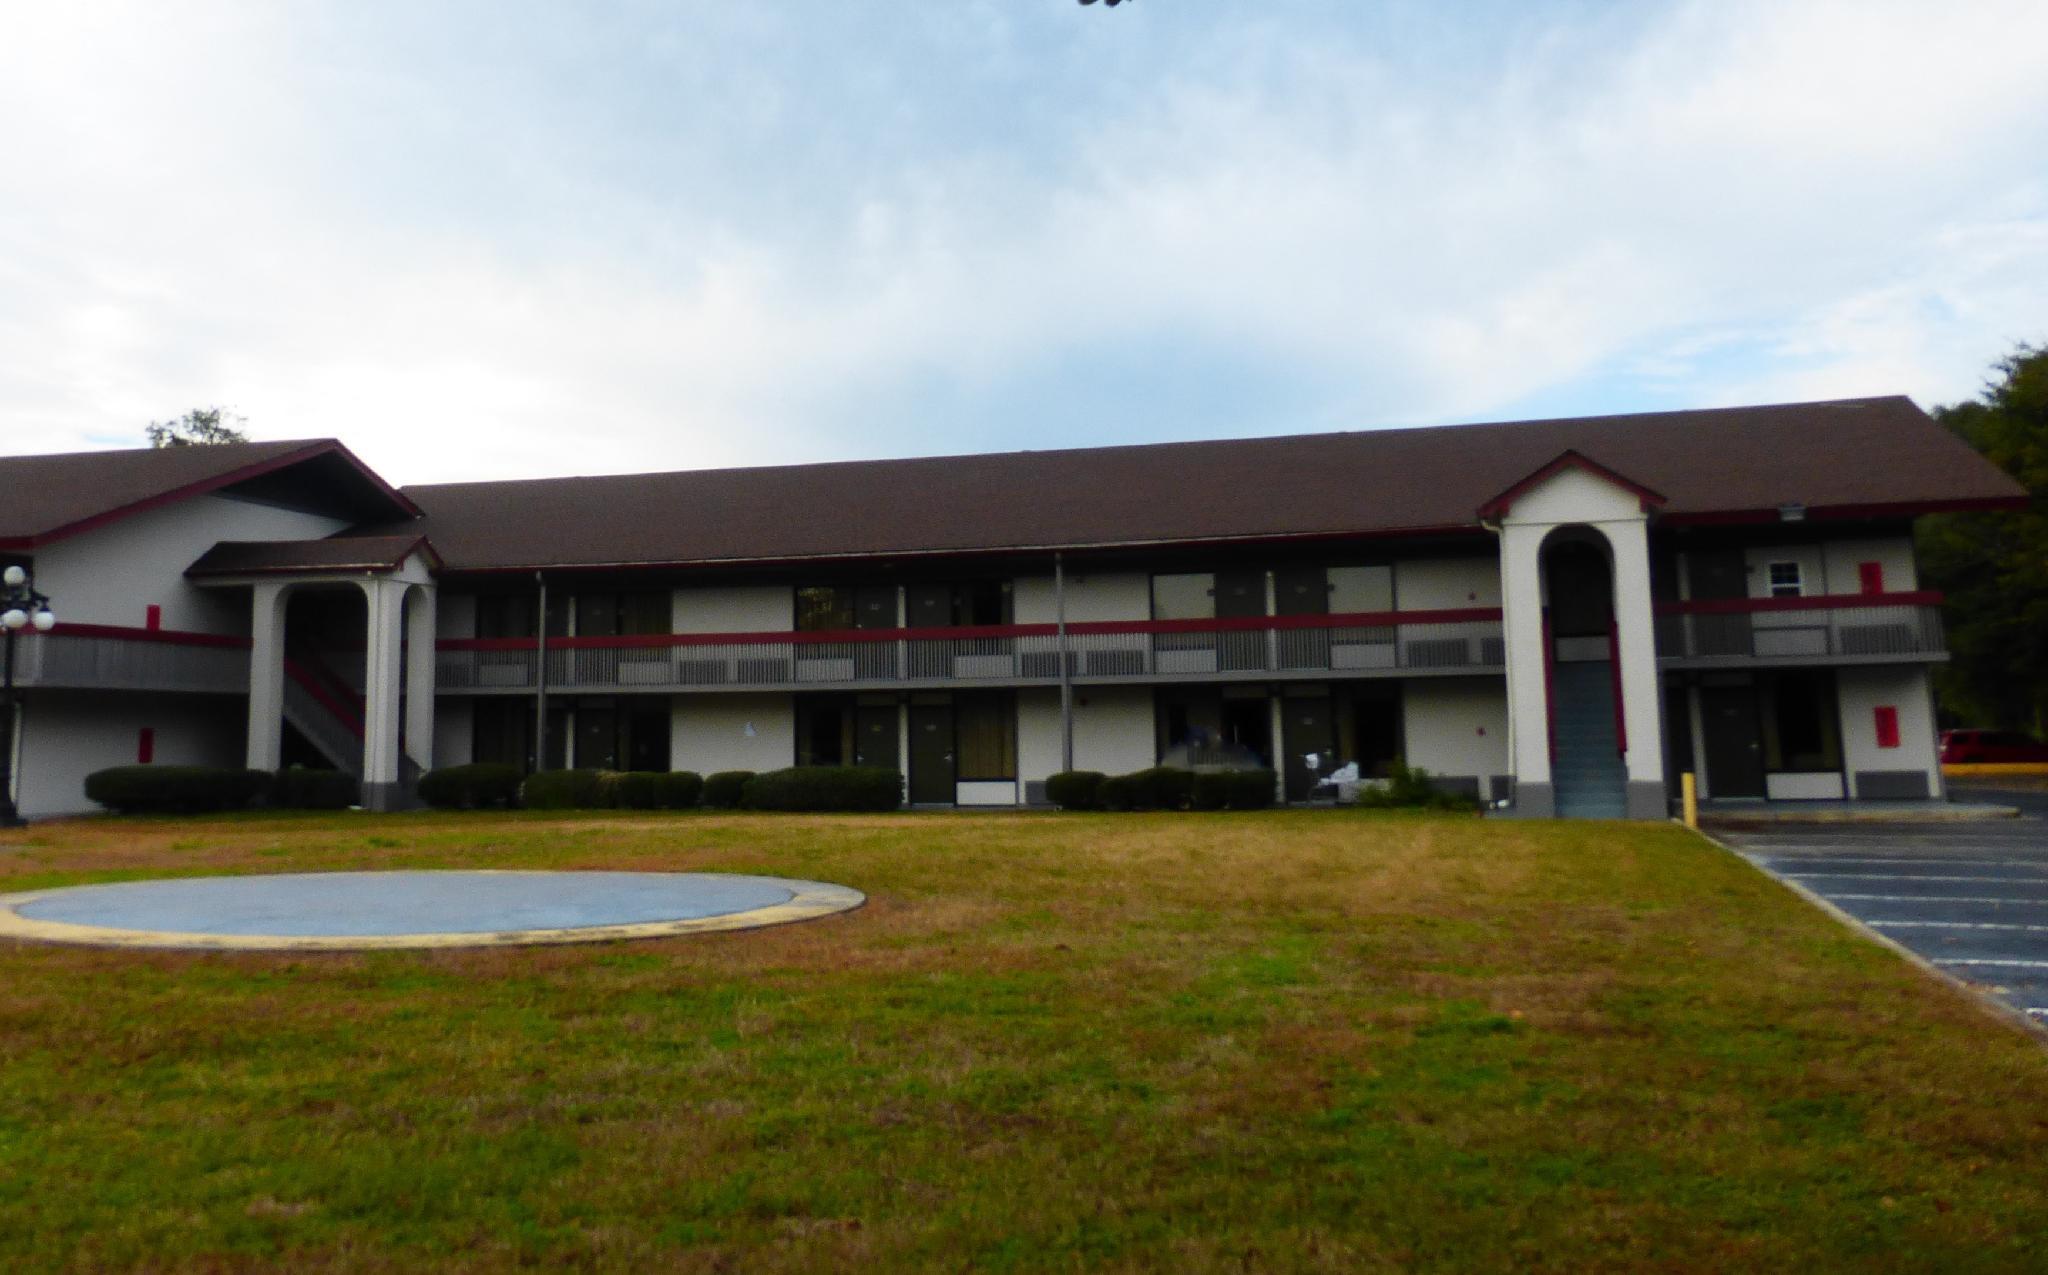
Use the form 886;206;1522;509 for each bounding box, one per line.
796;586;856;632
1767;561;1803;598
954;581;1012;627
955;692;1016;780
475;594;536;639
796;696;853;766
1152;573;1215;620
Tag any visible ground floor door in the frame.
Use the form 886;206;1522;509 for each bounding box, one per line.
1700;684;1765;798
854;705;899;771
908;703;954;804
1281;696;1335;801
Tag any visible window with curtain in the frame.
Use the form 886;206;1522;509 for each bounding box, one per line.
955;693;1016;781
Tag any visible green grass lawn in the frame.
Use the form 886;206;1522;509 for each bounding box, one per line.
1;809;2045;1273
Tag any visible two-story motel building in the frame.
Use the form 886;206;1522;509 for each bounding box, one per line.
0;396;2026;821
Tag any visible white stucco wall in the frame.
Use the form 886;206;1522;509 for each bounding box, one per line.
1821;537;1919;595
671;693;794;774
1016;684;1155;779
674;586;792;633
15;690;244;817
1013;572;1150;624
1395;558;1501;610
28;493;349;633
1403;678;1509;781
1836;665;1940;796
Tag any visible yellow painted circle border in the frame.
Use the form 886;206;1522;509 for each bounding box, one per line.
0;870;865;952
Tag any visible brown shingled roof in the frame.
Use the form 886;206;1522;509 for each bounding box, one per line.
379;396;2024;573
0;439;419;548
186;535;438;579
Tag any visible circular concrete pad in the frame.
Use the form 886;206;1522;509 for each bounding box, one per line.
0;871;864;951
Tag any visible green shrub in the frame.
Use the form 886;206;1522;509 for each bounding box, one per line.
1190;771;1232;811
521;769;610;810
270;767;359;810
702;770;754;809
1226;768;1278;810
416;763;524;810
741;766;903;812
653;770;704;809
1044;770;1106;811
1097;772;1139;811
1353;761;1479;812
606;771;666;810
83;765;272;815
1133;766;1195;811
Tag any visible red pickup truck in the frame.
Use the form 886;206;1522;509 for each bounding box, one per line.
1940;729;2048;764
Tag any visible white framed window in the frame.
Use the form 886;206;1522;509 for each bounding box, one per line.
1767;561;1803;598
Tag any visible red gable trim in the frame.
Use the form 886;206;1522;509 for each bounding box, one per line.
0;440;421;551
1475;450;1669;521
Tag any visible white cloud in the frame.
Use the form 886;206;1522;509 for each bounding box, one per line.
1;0;2044;485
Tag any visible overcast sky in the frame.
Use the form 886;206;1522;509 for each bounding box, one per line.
4;1;2045;485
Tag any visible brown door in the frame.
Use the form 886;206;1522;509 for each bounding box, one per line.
1700;684;1765;798
1686;550;1752;658
1282;697;1335;801
855;705;899;772
1215;569;1266;670
908;703;954;804
1274;566;1329;669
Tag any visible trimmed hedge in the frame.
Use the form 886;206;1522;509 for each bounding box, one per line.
741;766;903;813
604;770;705;810
520;769;609;810
1044;770;1105;811
1224;768;1278;810
702;771;754;809
1354;761;1480;812
1191;771;1232;811
1098;766;1274;812
416;763;524;810
271;767;359;810
83;765;272;815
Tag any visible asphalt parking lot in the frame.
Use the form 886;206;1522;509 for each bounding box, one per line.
1716;792;2048;1027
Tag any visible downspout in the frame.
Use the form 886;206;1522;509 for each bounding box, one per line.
533;571;549;773
1056;551;1074;773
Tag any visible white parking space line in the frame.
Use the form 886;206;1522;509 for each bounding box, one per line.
1756;857;2048;869
1781;872;2048;885
1935;958;2048;970
1814;893;2048;905
1867;920;2048;932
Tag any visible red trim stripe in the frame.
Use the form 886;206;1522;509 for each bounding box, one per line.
45;621;250;649
1656;590;1940;616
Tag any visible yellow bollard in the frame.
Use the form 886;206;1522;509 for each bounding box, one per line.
1681;771;1698;829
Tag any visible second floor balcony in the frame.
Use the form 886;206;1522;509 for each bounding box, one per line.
10;625;251;695
1653;592;1947;666
435;609;1508;695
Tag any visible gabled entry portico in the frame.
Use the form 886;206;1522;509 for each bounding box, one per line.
1483;453;1668;819
188;536;440;811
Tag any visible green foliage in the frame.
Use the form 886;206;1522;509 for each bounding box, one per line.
1190;772;1232;810
605;771;665;810
740;766;903;812
1099;766;1196;811
145;406;248;448
416;763;523;810
1225;768;1278;809
519;769;609;810
1044;770;1105;811
269;767;359;810
652;770;704;809
82;766;271;814
701;770;755;809
1354;761;1479;811
1919;344;2048;732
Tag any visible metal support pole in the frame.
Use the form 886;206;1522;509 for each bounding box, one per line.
1056;551;1074;773
1;629;20;827
533;572;549;773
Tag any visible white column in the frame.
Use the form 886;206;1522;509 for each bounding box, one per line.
1606;519;1667;814
403;585;437;773
1498;523;1552;810
246;581;289;772
360;577;405;805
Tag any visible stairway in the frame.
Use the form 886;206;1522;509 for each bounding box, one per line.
1551;661;1627;818
283;658;365;779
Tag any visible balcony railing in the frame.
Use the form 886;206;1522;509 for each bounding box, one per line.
435;609;1506;693
1653;592;1946;664
11;624;251;694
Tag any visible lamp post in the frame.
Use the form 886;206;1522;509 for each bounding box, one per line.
1;564;56;827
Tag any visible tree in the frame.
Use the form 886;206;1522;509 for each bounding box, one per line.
1917;345;2048;733
146;407;248;448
